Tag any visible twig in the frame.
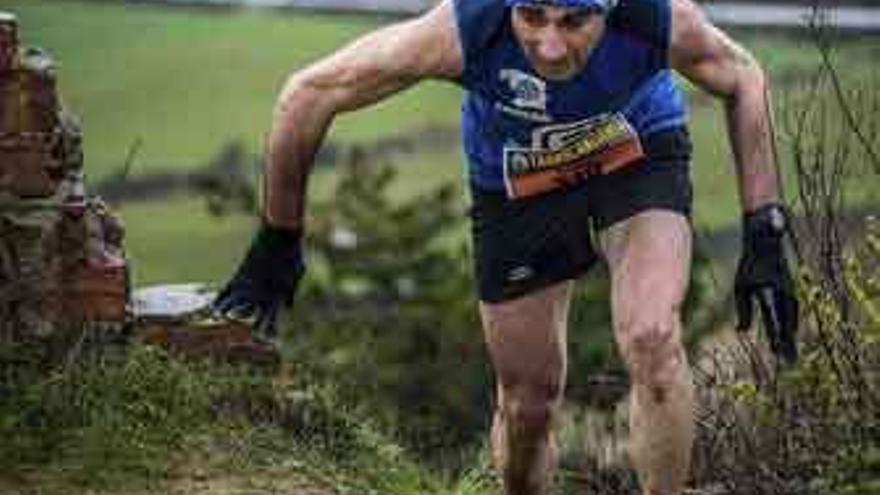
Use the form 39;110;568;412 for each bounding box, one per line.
811;7;880;175
120;137;143;183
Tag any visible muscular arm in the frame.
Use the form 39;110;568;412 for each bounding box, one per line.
264;0;463;228
669;0;779;212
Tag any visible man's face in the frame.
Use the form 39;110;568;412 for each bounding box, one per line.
511;4;606;81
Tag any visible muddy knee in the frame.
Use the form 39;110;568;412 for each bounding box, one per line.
619;318;686;402
501;381;562;441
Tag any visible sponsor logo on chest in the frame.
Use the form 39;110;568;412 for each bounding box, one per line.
496;69;551;123
491;68;646;200
502;113;645;199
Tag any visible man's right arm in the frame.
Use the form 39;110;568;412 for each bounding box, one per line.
213;1;463;340
264;0;463;228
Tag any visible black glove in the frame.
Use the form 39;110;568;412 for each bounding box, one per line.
213;222;305;345
734;203;799;363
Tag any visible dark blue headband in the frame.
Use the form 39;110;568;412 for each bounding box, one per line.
505;0;617;11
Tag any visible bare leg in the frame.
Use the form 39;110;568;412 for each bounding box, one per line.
599;210;695;495
481;282;572;495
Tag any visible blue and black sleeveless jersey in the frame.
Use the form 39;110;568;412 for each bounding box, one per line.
453;0;688;191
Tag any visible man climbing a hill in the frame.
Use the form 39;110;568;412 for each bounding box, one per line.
213;0;799;493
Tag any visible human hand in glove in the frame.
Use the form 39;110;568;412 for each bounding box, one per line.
213;222;305;346
734;203;799;363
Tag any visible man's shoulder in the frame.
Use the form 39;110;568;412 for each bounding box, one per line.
453;0;508;57
453;0;504;21
608;0;672;49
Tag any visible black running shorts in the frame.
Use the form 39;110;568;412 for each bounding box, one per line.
470;126;693;303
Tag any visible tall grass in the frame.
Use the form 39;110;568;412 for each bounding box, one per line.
0;339;444;494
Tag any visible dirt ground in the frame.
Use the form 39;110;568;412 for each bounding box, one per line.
0;457;338;495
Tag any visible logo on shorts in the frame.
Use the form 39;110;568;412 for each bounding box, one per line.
506;265;535;283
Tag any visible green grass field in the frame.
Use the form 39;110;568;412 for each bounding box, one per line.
5;0;879;285
8;0;463;180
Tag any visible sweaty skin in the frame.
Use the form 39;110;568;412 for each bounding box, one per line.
668;0;780;212
510;5;607;81
599;210;694;495
260;1;781;494
263;1;462;228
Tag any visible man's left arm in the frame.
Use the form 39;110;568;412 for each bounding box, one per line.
668;0;777;212
668;0;799;362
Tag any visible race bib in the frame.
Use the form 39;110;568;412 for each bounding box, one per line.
502;113;645;199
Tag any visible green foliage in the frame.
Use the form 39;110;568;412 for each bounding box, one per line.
0;343;214;485
290;160;490;467
0;339;443;494
844;219;880;342
689;220;880;494
682;44;880;491
796;221;880;494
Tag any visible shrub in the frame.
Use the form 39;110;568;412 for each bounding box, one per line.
0;339;438;493
690;220;879;494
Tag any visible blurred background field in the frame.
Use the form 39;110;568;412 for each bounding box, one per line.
5;0;879;285
2;2;878;494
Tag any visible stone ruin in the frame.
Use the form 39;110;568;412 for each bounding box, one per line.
0;12;277;368
0;12;128;345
